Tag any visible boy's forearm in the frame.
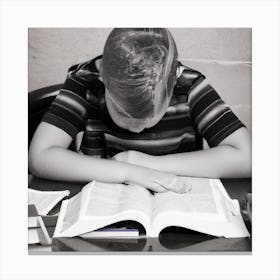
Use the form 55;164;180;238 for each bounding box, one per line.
141;146;251;178
29;146;145;183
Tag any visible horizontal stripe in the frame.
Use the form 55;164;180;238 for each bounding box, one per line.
55;89;88;118
197;104;230;133
201;109;231;135
47;105;85;132
85;120;107;132
202;112;242;146
63;76;87;97
81;135;105;148
194;99;225;124
166;103;190;115
208;119;240;144
80;147;105;156
42;112;80;138
188;77;209;103
96;112;195;140
59;88;89;108
51;102;86;124
191;88;221;117
105;132;195;150
209;121;244;147
68;75;84;86
105;135;197;156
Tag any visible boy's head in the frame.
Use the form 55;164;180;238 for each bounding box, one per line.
101;28;178;133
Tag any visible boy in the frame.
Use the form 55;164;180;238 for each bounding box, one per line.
29;28;251;193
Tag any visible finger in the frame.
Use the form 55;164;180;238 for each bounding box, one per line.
155;177;192;194
171;177;192;194
153;175;175;188
151;181;169;193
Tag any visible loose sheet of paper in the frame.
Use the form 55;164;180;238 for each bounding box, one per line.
61;191;83;233
28;188;70;215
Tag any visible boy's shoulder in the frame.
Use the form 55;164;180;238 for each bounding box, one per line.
68;55;102;73
173;62;205;98
66;55;103;91
176;62;205;87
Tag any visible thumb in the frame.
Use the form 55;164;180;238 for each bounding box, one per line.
169;177;192;194
154;176;192;194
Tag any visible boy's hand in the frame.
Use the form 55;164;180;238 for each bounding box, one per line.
113;151;192;194
116;159;191;194
125;167;170;193
142;171;191;194
147;171;191;193
155;175;192;194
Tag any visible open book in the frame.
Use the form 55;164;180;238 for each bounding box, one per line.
54;178;250;238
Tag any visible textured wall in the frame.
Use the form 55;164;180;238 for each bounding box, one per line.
28;28;251;130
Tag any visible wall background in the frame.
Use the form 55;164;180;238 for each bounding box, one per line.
28;28;251;131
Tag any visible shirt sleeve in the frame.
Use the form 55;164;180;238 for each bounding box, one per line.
41;60;98;139
187;75;245;147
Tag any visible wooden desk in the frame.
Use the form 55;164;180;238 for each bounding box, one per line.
29;176;252;253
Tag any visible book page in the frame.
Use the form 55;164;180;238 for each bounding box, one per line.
152;177;218;219
60;191;83;233
84;182;154;217
28;188;70;215
56;182;154;237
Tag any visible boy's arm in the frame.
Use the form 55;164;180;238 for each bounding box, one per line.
28;122;185;192
113;126;251;178
113;75;251;179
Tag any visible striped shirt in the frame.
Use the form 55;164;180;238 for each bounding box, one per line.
42;55;244;157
